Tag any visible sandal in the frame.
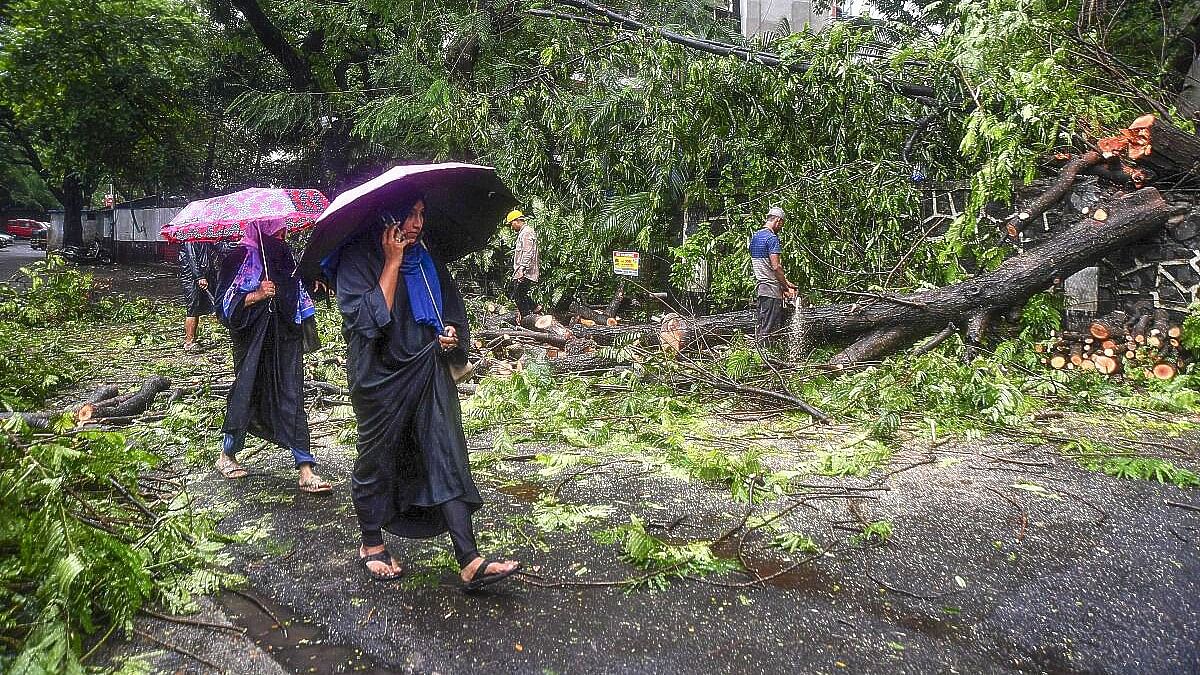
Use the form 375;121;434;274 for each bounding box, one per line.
461;558;522;593
216;455;248;480
298;475;332;494
358;549;403;581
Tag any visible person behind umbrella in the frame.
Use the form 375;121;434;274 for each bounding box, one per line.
179;241;219;351
506;209;539;320
328;194;521;588
212;223;331;494
749;206;798;341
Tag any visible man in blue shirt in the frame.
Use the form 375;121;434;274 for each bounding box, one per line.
749;206;798;341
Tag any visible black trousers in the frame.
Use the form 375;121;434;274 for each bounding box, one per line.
511;278;537;317
361;498;480;568
756;296;787;341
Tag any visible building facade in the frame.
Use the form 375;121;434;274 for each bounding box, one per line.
738;0;840;37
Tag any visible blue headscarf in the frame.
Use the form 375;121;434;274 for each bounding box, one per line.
399;242;443;333
320;235;443;333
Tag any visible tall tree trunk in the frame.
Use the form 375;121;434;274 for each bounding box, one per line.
1180;54;1200;120
61;173;85;247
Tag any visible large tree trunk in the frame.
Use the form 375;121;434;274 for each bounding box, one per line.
806;188;1179;363
597;188;1178;364
61;172;85;247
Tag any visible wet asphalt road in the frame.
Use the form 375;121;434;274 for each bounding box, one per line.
0;241;44;282
62;267;1200;674
96;360;1200;675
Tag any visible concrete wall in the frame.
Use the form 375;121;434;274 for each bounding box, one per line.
113;206;180;242
740;0;831;37
47;211;100;249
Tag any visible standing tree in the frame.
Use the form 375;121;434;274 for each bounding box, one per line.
0;0;206;245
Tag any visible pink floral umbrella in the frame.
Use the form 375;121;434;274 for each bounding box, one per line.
160;188;329;243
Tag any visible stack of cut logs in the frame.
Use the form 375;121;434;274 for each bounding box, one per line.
1037;308;1185;379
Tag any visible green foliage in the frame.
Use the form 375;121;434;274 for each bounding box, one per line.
809;434;894;477
1062;438;1200;488
802;349;1033;438
0;0;208;201
770;532;820;555
851;520;895;545
720;335;762;382
0;419;230;672
0;323;85;410
595;515;739;591
0;258;94;327
0;258;163;410
1181;301;1200;353
529;496;615;533
1019;293;1063;341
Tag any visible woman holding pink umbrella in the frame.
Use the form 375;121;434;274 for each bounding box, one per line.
162;187;332;493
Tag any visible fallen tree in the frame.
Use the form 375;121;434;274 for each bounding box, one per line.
0;376;172;428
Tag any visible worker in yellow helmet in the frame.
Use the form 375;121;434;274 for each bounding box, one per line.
506;209;539;320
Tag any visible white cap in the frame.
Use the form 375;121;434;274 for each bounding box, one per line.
767;206;786;221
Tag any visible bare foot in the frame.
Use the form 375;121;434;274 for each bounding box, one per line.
298;464;331;493
359;545;403;579
216;454;248;480
460;556;519;583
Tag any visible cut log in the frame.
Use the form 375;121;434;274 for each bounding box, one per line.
1050;355;1068;369
1089;310;1128;340
1133;116;1200;183
1152;308;1170;338
569;301;609;324
478;328;569;350
88;376;171;419
520;314;573;340
546;353;624;375
606;281;630;319
1153;362;1178;379
1093;354;1121;375
1069;343;1084;366
1130;312;1152;340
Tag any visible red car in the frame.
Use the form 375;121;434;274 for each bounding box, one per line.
4;219;48;238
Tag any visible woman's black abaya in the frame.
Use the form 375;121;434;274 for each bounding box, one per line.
334;226;481;545
215;237;310;455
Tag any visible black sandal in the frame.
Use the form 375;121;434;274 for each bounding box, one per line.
461;558;521;592
358;549;402;581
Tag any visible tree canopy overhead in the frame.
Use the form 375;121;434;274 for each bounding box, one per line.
1;0;1194;295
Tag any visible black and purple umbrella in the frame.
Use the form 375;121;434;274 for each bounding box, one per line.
298;163;516;283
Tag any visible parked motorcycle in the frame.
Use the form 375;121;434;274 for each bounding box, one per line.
59;241;113;265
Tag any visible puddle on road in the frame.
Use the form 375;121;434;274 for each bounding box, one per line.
219;590;393;674
710;539;834;592
498;480;544;502
891;609;955;639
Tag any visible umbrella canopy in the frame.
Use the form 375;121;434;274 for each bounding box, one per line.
160;188;329;243
298;163;516;282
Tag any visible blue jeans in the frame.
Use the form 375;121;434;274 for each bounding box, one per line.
222;432;316;468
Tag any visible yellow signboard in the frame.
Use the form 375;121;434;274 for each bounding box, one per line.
613;250;640;277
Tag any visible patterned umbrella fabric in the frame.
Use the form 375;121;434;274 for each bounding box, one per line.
160;188;329;243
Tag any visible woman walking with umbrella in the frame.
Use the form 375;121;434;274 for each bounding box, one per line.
161;187;333;493
214;222;331;492
305;164;520;588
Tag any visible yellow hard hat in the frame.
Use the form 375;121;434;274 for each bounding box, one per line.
505;209;525;224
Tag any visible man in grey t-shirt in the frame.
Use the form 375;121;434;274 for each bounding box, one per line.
748;206;797;341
